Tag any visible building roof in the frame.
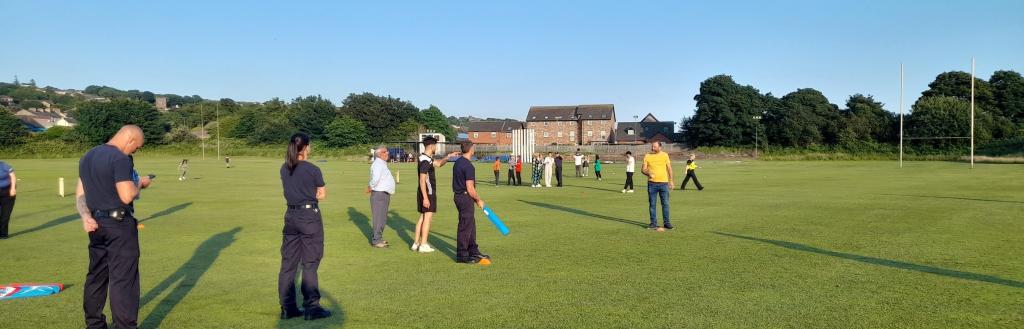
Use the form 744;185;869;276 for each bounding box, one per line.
615;119;677;143
526;106;578;122
466;120;524;132
576;104;615;120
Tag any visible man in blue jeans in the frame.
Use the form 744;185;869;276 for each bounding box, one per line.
641;142;675;230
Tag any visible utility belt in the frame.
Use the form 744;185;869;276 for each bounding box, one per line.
287;203;319;210
92;207;134;221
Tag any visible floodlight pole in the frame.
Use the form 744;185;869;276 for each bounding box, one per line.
216;107;221;158
753;115;762;159
899;63;904;168
201;104;206;160
970;57;975;169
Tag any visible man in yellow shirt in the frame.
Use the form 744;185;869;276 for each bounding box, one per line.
641;141;674;230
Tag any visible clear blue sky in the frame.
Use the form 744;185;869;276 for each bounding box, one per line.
2;1;1022;123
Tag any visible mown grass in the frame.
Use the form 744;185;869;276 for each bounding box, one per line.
0;157;1021;328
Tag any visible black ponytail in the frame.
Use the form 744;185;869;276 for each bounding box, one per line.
286;133;311;175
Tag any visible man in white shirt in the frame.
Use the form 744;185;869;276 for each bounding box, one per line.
543;153;555;187
368;146;396;248
573;149;584;177
622;151;636;193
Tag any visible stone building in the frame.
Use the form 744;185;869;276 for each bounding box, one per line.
466;120;525;145
525;104;615;145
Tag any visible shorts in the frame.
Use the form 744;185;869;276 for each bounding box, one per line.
417;192;437;213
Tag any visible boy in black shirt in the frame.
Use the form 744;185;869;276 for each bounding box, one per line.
452;141;489;264
412;136;459;253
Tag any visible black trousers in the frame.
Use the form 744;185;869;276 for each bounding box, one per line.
493;170;500;185
555;166;563;187
0;188;14;237
595;170;602;179
454;194;479;259
515;172;522;186
681;171;703;190
624;172;634;190
507;169;515;185
278;209;324;309
84;215;140;329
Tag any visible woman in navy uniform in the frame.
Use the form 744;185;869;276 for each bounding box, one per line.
277;133;332;321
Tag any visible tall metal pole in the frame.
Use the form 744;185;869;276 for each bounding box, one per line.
899;63;904;168
201;104;206;160
970;57;975;169
216;107;221;158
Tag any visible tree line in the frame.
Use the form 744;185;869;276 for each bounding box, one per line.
682;70;1024;153
0;88;456;148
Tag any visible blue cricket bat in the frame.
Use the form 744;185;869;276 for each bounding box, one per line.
482;206;510;236
0;283;64;300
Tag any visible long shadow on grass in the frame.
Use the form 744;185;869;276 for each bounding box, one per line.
140;227;242;328
138;202;193;223
878;193;1024;205
347;207;373;244
388;210;457;260
713;232;1024;289
9;213;78;237
518;200;647;228
561;184;623;193
276;290;345;328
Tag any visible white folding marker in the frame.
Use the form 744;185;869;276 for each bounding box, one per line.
59;177;65;197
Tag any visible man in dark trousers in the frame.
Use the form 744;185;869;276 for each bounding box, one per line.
452;141;490;264
554;153;564;187
680;153;704;191
75;125;153;329
0;160;16;239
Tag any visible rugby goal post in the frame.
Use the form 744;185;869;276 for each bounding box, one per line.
899;58;975;168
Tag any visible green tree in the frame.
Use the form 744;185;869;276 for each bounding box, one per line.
840;94;896;144
325;115;369;147
418;105;455;141
248;114;294;144
74;99;166;145
765;88;841;147
684;75;770;147
289;95;336;139
0;109;27;146
989;70;1024;124
922;71;997;115
339;93;419;141
383;119;423;142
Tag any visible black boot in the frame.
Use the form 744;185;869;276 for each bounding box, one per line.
280;306;303;319
304;306;332;320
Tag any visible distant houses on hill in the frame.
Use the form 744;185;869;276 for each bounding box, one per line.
464;104;678;146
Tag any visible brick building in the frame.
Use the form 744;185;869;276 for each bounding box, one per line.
466;120;525;145
526;104;615;145
614;113;678;144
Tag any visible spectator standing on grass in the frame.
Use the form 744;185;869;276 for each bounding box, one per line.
451;141;491;264
622;151;635;193
76;125;154;328
554;153;564;187
543;152;554;187
177;159;189;181
515;155;523;186
0;161;16;239
506;154;516;186
367;145;396;248
531;153;542;187
582;155;590;177
642;141;674;230
492;157;501;186
413;136;460;253
277;132;332;321
594;155;603;181
680;153;704;191
573;149;584;177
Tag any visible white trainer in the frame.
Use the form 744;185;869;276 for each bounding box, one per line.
417;244;436;253
410;243;420;251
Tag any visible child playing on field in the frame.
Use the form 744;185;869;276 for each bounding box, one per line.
680;154;703;191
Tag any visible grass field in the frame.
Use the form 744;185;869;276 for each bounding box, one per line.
0;156;1021;328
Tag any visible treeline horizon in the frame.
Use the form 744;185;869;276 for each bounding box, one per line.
682;70;1023;153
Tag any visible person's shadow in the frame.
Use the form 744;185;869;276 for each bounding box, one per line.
388;210;457;260
518;199;647;228
139;227;242;328
138;202;193;223
8;213;79;237
347;207;373;245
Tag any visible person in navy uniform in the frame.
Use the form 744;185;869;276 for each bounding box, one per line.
277;133;332;321
452;141;490;264
0;160;16;239
75;125;152;329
